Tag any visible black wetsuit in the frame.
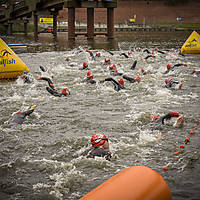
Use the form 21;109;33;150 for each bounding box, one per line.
87;147;112;161
104;77;125;91
2;106;36;128
130;60;137;70
193;71;200;77
23;75;33;84
122;75;137;83
110;70;123;76
40;77;70;97
82;78;96;84
165;79;179;88
164;63;186;74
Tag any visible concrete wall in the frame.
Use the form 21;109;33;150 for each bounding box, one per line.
58;0;200;24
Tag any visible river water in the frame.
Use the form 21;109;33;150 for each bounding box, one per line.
0;32;200;200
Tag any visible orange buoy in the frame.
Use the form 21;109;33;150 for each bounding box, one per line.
80;165;171;200
180;144;185;148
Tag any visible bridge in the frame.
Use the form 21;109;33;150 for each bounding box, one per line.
0;0;117;41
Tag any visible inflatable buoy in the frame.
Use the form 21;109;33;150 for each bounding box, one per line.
180;31;200;54
80;165;171;200
0;38;29;79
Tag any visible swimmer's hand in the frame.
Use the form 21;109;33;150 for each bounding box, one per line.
29;105;37;111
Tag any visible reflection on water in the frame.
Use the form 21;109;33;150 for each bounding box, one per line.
0;31;200;200
1;31;192;51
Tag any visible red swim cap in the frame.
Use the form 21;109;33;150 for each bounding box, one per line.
193;69;197;73
62;88;70;95
83;62;88;68
96;52;100;57
135;76;141;82
66;57;70;61
17;111;22;114
91;133;107;147
152;115;160;121
105;58;110;63
155;47;158;51
165;78;173;84
87;71;93;79
167;64;171;70
109;64;116;70
118;78;124;85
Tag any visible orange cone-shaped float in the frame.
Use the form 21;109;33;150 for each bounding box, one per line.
80;165;171;200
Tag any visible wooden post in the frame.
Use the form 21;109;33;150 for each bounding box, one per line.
24;21;28;36
68;8;75;40
53;11;58;41
8;22;13;36
34;12;38;42
107;8;114;39
87;8;94;39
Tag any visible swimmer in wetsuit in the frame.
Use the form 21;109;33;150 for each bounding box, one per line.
164;63;187;74
109;64;123;76
153;112;184;128
36;76;70;97
87;133;111;161
165;78;182;89
19;71;34;84
100;77;125;92
79;61;89;70
82;71;96;84
122;75;141;83
2;105;37;128
192;69;200;77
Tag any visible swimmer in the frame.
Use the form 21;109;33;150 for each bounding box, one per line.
2;105;37;128
100;77;125;91
109;64;123;76
86;50;96;61
104;58;111;65
122;75;141;83
165;78;182;89
82;71;96;84
163;63;187;74
87;133;112;161
120;52;129;58
192;69;200;77
36;76;70;97
144;55;156;60
79;61;89;70
153;112;184;128
19;71;34;84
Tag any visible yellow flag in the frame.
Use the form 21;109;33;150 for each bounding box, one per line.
180;31;200;54
0;38;30;79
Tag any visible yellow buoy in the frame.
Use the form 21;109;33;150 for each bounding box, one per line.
0;38;30;79
180;31;200;54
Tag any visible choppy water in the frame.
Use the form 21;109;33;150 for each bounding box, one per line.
0;32;200;200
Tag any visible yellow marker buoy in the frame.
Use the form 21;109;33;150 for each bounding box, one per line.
180;31;200;54
0;38;30;79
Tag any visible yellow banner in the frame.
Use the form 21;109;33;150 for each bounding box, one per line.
40;18;53;24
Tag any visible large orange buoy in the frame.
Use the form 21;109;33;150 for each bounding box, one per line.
80;165;171;200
